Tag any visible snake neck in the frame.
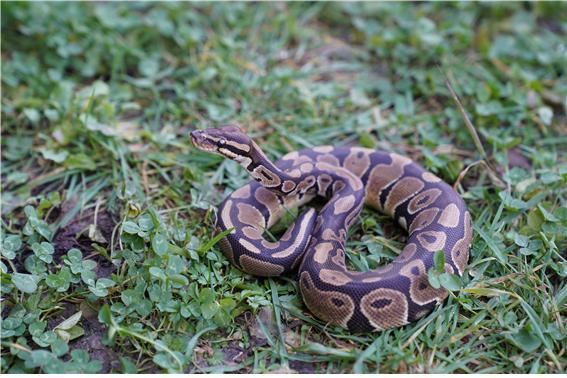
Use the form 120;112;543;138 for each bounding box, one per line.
237;141;294;196
238;142;363;207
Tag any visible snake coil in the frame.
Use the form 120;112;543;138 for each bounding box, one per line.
191;125;472;331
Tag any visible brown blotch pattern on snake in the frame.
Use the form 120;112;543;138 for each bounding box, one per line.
239;255;284;276
383;177;425;216
238;238;261;254
438;203;461;228
365;154;411;210
395;243;418;263
343;148;371;177
232;185;251;199
408;188;442;214
416;231;447;252
360;288;409;330
408;207;440;234
334;194;356;215
422;171;442;183
300;272;355;327
451;211;472;275
237;202;265;228
319;268;352;286
313;242;334;264
400;259;448;305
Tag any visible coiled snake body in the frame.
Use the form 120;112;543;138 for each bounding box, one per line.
191;125;472;332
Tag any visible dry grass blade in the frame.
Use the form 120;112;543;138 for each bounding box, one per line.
440;66;487;159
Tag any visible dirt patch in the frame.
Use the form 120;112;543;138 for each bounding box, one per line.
70;302;119;373
52;205;115;258
289;359;317;373
44;300;120;373
52;199;117;278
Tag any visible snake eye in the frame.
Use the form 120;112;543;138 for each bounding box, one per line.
218;138;226;146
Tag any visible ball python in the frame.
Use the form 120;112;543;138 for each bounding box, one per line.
191;125;472;331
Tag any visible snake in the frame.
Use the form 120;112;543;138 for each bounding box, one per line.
190;125;472;332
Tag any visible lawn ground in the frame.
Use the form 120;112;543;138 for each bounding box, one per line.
1;2;566;373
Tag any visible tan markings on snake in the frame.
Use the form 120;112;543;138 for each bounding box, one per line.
322;228;346;243
317;154;340;167
237;202;265;228
334;194;356;215
300;163;314;173
408;207;440;234
451;211;472;276
271;212;314;258
444;263;455;275
238;238;261;254
383;177;425;216
281;151;299;161
252;165;281;186
292;176;316;197
361;276;383;283
319;268;352;286
343;148;371;177
399;217;407;230
315;162;363;191
400;259;448;305
396;243;418;263
416;231;447;252
282;180;296;193
234;155;253;169
261;240;280;249
314;242;334;264
232;185;251;199
359;265;393;283
438;203;460;228
242;226;263;240
239;255;284;276
317;174;333;196
280;223;295;241
294;155;314;166
422;171;442;183
287;168;302;178
221;200;235;232
218;147;239;160
330;248;346;267
345;201;363;229
300;272;354;327
332;180;345;194
227;140;250;152
365;154;412;210
254;187;282;227
408;188;442;214
313;146;334;154
360;288;409;330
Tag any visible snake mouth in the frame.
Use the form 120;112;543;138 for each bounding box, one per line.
190;130;217;152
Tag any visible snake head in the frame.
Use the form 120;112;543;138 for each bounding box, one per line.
190;124;252;159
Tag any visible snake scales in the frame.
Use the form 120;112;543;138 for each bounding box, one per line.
191;125;472;332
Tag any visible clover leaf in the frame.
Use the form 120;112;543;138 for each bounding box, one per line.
2;235;22;259
46;267;73;292
31;242;54;264
88;278;115;297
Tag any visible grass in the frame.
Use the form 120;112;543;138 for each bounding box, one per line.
1;2;566;373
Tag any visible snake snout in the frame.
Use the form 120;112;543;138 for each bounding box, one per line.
190;130;202;145
190;130;216;151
